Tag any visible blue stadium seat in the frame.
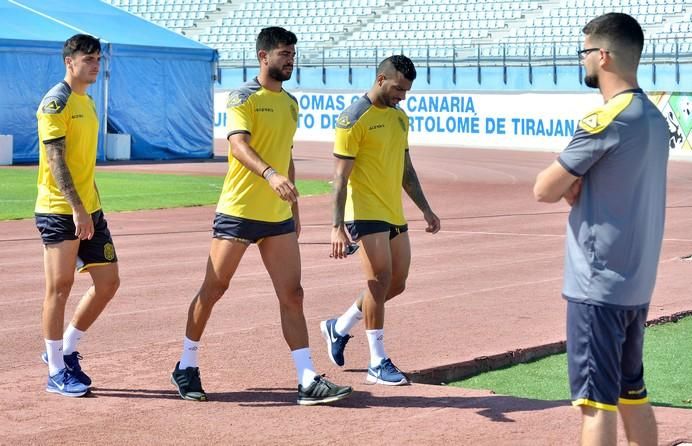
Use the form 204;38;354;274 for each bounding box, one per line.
107;0;690;65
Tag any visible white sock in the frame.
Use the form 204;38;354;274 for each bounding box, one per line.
63;324;85;355
179;336;200;369
366;329;386;368
291;347;318;388
334;301;363;336
45;339;65;376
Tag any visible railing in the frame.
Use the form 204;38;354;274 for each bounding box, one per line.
218;38;692;69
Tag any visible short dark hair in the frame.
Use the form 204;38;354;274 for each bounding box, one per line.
256;27;298;54
63;34;101;59
583;13;644;62
377;55;417;81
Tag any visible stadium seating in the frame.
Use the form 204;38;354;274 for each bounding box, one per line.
102;0;692;64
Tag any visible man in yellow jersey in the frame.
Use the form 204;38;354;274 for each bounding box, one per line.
171;27;351;406
320;55;441;385
534;13;667;445
35;34;120;398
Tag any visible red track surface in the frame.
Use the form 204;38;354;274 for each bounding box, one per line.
1;143;690;444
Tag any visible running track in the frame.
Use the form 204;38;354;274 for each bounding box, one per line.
1;144;690;445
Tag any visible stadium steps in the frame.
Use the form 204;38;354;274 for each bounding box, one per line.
183;0;238;40
649;9;691;43
297;0;408;63
487;0;564;49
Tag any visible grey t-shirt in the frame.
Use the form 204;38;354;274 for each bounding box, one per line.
558;89;669;308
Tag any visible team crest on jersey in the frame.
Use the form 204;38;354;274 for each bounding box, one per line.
397;117;407;132
103;243;116;261
290;105;298;123
336;113;350;128
42;98;64;114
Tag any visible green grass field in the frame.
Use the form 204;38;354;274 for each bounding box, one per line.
451;316;692;409
0;167;331;221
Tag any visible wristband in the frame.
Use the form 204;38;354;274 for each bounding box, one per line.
262;167;276;180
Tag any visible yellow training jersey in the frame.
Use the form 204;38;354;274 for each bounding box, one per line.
218;77;299;222
35;81;101;215
334;95;409;225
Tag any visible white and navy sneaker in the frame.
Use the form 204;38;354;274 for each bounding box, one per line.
319;319;352;367
46;368;89;397
366;358;408;386
42;351;92;386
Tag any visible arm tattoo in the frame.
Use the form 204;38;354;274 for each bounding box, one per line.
45;138;84;210
402;152;431;213
332;174;348;226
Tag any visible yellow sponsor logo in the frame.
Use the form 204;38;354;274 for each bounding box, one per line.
626;386;646;395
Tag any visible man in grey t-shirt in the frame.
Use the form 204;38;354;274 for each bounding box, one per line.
533;13;668;446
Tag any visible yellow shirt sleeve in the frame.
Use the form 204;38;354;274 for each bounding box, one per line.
334;120;363;158
38;105;68;143
227;94;253;136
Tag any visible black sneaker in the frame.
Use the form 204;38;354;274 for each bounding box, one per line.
171;362;207;401
297;375;353;406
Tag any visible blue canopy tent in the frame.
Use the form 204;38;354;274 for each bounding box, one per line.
0;0;217;163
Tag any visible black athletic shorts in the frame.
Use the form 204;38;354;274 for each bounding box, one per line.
35;210;117;272
566;300;649;411
212;213;295;244
345;220;408;241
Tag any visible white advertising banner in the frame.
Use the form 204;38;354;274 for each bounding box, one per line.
214;90;692;157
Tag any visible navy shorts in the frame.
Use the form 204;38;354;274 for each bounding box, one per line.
212;213;295;244
35;210;117;272
566;300;649;411
345;220;408;241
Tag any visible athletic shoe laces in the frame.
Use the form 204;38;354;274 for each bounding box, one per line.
184;368;203;391
64;352;84;371
381;358;401;375
335;333;351;350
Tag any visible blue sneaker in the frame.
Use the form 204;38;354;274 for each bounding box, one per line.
46;368;89;397
319;319;351;367
366;358;408;386
41;351;92;386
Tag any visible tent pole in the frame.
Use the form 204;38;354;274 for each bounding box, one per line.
102;43;111;161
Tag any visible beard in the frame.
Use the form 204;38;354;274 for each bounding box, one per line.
584;73;599;89
268;65;292;82
382;94;399;108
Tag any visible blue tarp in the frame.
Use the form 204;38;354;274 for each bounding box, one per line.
0;0;217;162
